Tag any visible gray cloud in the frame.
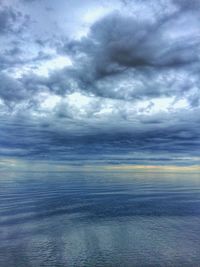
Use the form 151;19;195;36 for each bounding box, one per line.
61;8;200;101
0;7;18;34
0;73;28;104
0;5;30;35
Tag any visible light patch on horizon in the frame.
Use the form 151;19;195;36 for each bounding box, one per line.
105;165;200;172
0;157;199;173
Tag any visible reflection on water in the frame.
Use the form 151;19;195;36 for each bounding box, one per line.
0;171;200;266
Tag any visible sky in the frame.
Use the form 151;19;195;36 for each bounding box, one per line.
0;0;200;168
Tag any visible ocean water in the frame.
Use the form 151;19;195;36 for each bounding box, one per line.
0;170;200;267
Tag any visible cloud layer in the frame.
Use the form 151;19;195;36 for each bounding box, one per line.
0;0;200;166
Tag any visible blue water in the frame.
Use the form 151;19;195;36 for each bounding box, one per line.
0;171;200;267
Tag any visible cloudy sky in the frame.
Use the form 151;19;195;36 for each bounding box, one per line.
0;0;200;168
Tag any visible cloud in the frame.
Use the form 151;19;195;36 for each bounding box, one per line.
0;5;30;35
0;73;28;104
0;7;18;34
174;0;200;10
0;0;200;164
61;8;200;101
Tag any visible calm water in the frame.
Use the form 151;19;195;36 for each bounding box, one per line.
0;171;200;267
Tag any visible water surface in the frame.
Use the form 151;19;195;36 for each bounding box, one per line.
0;171;200;266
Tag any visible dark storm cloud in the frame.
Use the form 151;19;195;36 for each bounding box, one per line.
88;13;197;68
61;8;200;100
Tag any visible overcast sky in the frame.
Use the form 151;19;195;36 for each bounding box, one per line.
0;0;200;167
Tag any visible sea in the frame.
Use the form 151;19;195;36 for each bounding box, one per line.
0;170;200;267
